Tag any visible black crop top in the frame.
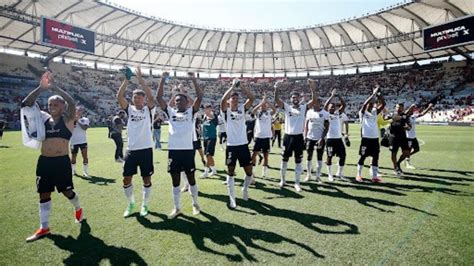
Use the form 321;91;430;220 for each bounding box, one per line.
44;117;72;140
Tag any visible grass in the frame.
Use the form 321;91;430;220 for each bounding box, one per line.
0;125;473;265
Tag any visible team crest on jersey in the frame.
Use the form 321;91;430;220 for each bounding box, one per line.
230;111;243;120
171;111;190;122
288;107;301;117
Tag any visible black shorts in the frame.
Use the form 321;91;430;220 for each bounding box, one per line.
203;138;217;156
326;138;346;158
253;137;271;153
389;135;409;152
71;143;88;154
36;155;74;193
226;144;252;167
193;140;202;150
282;134;304;159
306;138;325;152
123;148;154;177
407;138;420;151
168;150;196;174
359;138;380;157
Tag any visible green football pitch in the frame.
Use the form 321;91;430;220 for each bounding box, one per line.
0;125;473;265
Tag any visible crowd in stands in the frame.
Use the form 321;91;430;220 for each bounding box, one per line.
0;53;472;129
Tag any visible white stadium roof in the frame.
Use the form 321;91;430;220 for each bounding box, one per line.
0;0;472;73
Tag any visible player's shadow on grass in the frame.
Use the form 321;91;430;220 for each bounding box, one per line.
199;191;359;235
304;183;438;216
370;181;473;196
0;145;10;148
48;220;147;266
136;211;323;262
327;182;406;196
75;174;116;186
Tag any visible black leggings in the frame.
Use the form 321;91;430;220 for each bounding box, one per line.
111;133;123;160
272;130;281;147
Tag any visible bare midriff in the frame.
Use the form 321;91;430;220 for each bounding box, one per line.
41;138;69;157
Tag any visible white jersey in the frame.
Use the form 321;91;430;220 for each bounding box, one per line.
70;117;89;145
223;104;248;146
217;115;226;133
406;115;417;138
126;105;155;151
359;108;379;139
283;102;307;135
305;109;328;140
166;107;194;150
254;109;273;138
327;111;343;139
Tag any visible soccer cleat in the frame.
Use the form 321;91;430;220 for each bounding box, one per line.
115;158;124;163
406;161;416;170
210;168;217;176
140;205;149;217
242;188;249;201
83;172;89;178
371;177;382;183
200;171;210;179
327;175;334;182
26;228;50;242
228;201;237;209
294;184;301;192
303;175;311;182
168;208;182;219
355;175;364;182
123;202;135;217
192;204;201;215
338;176;348;182
278;180;286;188
315;176;323;184
75;208;84;223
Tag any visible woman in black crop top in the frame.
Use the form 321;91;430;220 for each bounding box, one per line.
21;71;84;242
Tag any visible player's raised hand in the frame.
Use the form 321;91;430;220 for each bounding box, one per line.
274;80;284;89
307;79;317;90
39;71;54;90
330;88;337;96
187;72;196;79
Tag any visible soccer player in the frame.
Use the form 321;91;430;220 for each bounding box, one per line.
303;93;329;183
272;115;283;148
274;79;318;192
156;72;203;218
245;113;256;144
22;71;83;242
220;79;255;208
404;103;433;169
389;103;412;176
110;110;126;162
217;113;227;151
251;94;276;178
117;66;155;217
323;89;347;182
0;119;6;140
356;87;385;183
201;104;219;178
70;106;90;177
152;111;164;150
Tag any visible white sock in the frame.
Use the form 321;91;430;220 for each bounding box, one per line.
262;166;268;176
327;164;333;177
143;184;152;206
123;184;135;204
83;164;88;174
337;165;344;177
68;193;81;211
189;184;198;206
357;164;363;177
226;175;236;206
280;161;288;182
203;167;209;174
71;164;76;173
172;186;181;210
371;166;379;178
295;163;303;185
181;172;189;187
243;175;252;190
306;160;312;176
316;160;323;176
39;200;51;229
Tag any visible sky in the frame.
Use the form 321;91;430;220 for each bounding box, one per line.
110;0;404;30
